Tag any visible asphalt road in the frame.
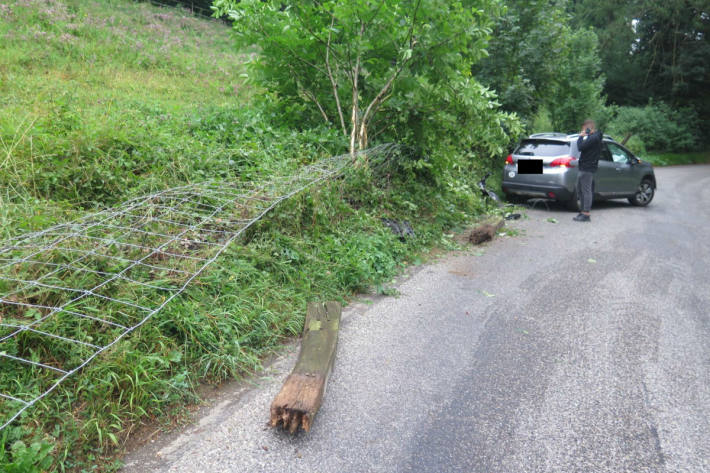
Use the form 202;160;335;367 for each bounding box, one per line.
121;165;710;473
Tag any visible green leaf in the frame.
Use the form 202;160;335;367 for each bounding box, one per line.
168;350;183;363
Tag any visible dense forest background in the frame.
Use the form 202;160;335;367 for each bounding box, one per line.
475;0;709;151
169;0;708;152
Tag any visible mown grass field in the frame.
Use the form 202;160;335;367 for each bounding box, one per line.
0;1;496;471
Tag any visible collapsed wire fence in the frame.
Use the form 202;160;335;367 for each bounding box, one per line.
0;144;399;431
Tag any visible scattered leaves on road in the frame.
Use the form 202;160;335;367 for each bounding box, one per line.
547;217;558;224
587;258;597;263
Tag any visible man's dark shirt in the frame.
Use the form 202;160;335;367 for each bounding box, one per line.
577;130;603;172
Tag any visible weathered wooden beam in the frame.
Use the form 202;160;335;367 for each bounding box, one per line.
270;301;341;433
468;216;504;245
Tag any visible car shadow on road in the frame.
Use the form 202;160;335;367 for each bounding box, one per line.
522;198;639;214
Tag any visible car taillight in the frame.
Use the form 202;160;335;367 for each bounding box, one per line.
505;154;513;165
550;156;575;168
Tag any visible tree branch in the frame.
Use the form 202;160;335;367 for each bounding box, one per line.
358;0;422;147
358;64;404;145
350;20;365;156
291;3;345;64
406;0;422;49
304;90;331;124
621;132;634;146
326;14;348;136
288;64;331;124
252;20;328;76
363;0;387;30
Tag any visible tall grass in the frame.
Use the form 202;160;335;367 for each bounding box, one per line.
0;0;255;211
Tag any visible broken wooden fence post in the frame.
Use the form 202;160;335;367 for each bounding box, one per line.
468;216;505;245
270;301;341;433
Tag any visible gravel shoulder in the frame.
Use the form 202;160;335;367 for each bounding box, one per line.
121;165;710;473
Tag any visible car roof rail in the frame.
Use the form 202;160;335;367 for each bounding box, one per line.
566;133;617;142
528;132;568;138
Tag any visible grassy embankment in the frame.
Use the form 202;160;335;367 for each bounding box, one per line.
0;0;255;236
643;150;710;166
0;1;495;471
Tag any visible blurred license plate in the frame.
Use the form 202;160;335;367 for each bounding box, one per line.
518;159;542;174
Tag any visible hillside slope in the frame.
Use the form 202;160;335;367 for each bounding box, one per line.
0;0;252;235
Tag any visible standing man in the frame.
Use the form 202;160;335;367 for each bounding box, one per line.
574;119;602;222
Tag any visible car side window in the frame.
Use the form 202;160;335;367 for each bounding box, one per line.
607;143;631;164
600;143;613;162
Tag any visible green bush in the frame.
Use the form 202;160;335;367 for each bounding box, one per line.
606;101;699;152
0;430;54;473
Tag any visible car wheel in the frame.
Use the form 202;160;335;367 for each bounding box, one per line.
628;178;654;206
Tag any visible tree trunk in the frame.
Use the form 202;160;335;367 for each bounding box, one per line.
350;85;359;157
358;123;368;151
621;132;633;146
349;22;365;157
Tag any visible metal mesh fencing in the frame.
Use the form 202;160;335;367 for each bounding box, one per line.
0;144;398;430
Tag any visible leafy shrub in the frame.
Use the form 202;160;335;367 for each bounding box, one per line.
606;101;699;152
0;430;54;473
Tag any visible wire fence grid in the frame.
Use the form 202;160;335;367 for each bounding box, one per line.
0;144;399;431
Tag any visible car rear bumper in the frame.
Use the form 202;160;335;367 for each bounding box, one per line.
501;182;574;200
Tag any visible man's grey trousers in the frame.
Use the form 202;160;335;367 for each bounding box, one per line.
577;170;595;212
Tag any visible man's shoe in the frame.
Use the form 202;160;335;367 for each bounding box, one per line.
573;213;591;222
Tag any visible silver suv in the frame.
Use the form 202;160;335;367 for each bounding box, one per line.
502;132;657;210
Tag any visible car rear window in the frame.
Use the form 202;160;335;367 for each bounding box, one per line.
515;140;570;157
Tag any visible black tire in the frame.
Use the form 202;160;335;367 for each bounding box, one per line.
628;178;655;206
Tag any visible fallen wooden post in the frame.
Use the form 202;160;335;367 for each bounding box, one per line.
270;301;341;433
468;216;504;245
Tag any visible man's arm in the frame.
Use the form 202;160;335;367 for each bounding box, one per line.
577;131;601;152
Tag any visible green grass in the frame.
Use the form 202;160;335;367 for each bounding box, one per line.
1;168;479;472
643;150;710;166
0;0;253;211
0;2;495;471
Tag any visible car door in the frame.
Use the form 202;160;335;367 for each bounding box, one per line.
594;142;616;196
606;142;638;195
